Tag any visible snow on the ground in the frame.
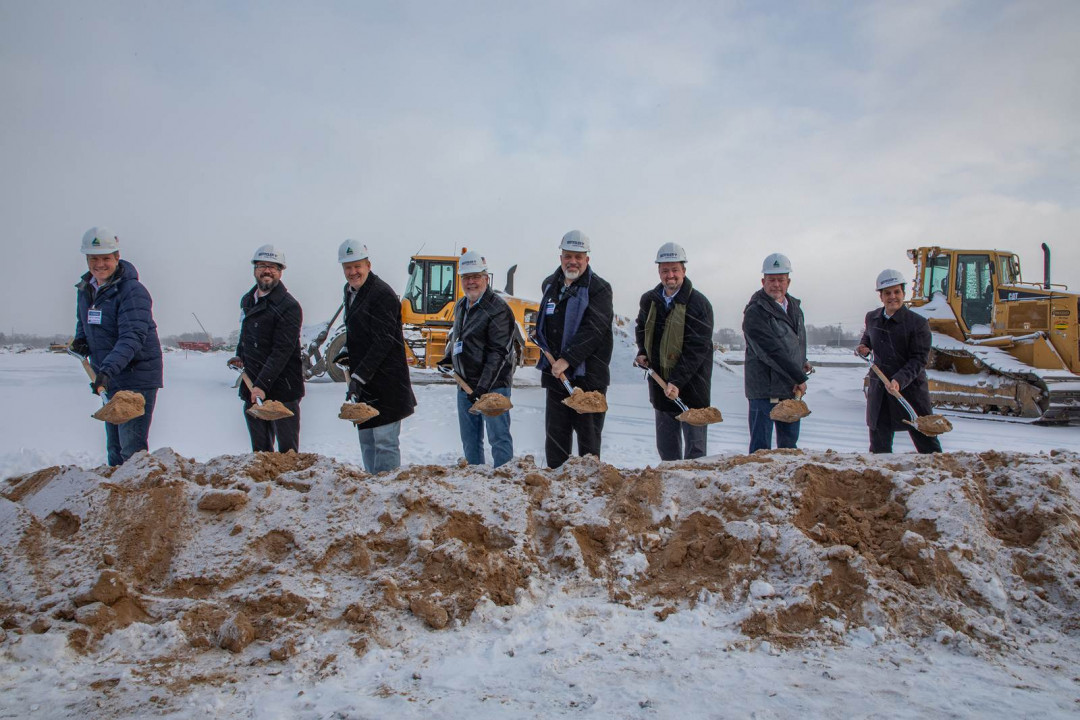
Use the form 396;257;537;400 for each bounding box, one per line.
1;348;1079;718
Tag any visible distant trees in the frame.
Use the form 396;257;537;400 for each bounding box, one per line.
715;324;860;350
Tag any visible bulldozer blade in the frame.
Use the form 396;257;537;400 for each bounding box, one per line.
246;400;294;422
470;393;513;417
675;406;724;426
562;387;608;414
338;402;379;424
91;390;146;424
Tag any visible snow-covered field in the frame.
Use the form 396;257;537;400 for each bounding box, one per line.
2;346;1079;719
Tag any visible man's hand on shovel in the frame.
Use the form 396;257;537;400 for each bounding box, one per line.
90;373;110;397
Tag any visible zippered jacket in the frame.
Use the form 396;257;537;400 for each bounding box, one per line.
742;289;808;400
440;287;516;391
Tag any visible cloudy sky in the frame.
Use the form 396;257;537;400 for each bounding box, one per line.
2;0;1078;339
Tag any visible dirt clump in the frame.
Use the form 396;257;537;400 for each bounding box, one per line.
470;393;513;416
677;406;723;425
93;390;146;424
769;397;810;423
563;387;607;413
338;402;379;423
197;489;249;512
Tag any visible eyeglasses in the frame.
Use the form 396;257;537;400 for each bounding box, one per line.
254;263;281;271
462;273;486;282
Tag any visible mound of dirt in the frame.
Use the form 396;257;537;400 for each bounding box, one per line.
2;447;1079;681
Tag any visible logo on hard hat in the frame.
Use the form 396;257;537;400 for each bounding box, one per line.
345;247;353;256
91;238;101;247
772;259;781;267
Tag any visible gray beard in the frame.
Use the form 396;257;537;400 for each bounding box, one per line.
563;269;582;282
257;277;279;293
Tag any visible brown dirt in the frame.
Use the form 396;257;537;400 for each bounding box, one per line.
2;465;63;502
563;387;607;413
245;400;293;421
470;393;513;416
910;414;953;436
769;398;810;423
677;406;723;426
338;401;379;423
93;390;146;424
197;489;249;512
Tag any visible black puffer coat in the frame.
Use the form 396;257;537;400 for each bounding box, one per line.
237;282;305;402
742;289;808;400
634;279;714;412
440;287;516;391
860;305;934;430
343;273;416;428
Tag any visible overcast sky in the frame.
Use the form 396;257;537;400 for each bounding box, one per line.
2;0;1078;339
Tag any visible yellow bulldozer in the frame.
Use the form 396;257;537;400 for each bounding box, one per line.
906;244;1080;423
302;249;541;382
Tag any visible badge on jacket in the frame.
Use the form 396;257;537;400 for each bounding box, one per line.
453;341;463;355
87;309;103;325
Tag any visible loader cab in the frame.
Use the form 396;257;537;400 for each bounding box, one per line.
956;253;995;333
403;257;459;319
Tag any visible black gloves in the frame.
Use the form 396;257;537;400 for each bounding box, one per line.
347;377;374;405
467;386;488;403
70;338;90;358
90;373;109;396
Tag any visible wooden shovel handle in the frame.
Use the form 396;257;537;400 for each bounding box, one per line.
80;356;97;382
238;371;266;406
539;347;569;382
869;364;902;398
451;372;474;395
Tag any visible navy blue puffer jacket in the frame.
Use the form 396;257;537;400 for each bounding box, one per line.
75;259;163;391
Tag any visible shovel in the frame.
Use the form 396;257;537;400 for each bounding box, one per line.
338;372;381;423
863;356;952;437
438;368;513;417
769;390;811;423
635;362;722;426
234;369;295;421
539;348;607;414
69;350;145;424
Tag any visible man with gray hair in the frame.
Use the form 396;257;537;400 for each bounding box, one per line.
742;252;810;453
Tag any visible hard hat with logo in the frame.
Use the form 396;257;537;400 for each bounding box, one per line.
559;230;590;253
81;227;120;255
655;242;687;264
251;244;287;268
338;239;369;264
458;250;488;275
876;268;907;291
761;252;792;275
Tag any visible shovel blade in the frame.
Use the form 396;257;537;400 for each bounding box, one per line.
904;414;953;437
469;393;513;417
338;402;379;424
246;400;295;421
676;406;724;426
769;398;810;423
91;391;146;424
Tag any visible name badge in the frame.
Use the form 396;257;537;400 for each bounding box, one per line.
545;301;556;315
87;309;103;325
453;341;463;355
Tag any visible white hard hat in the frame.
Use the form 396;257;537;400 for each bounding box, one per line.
761;252;792;275
251;244;286;268
338;239;369;264
876;268;906;291
81;227;120;255
655;242;687;264
458;250;488;275
559;230;590;253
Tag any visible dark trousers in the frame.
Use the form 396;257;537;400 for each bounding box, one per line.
244;399;302;453
545;388;605;469
655;410;708;461
747;398;800;453
869;424;942;454
105;388;158;466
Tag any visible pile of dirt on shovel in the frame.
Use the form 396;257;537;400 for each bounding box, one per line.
2;447;1079;691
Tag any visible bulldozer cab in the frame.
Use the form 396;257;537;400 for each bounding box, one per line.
914;249;1011;335
403;257;460;321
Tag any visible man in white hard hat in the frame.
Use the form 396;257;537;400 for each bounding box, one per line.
436;250;516;467
72;227;163;466
856;269;942;454
334;240;416;473
742;252;811;453
533;230;614;468
634;242;715;460
227;245;304;452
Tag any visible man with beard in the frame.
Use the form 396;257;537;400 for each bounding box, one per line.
533;230;614;468
72;226;163;466
856;269;942;454
334;239;416;473
742;252;811;453
634;242;715;461
228;244;304;452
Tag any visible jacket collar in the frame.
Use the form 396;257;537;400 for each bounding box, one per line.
244;279;288;309
652;277;693;304
77;258;131;293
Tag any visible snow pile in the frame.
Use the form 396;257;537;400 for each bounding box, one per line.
3;447;1078;688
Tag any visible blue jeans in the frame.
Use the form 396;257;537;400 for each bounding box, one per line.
357;421;402;474
457;387;513;467
104;388;158;466
747;398;800;453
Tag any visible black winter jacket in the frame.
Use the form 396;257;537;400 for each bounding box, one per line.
439;287;516;392
342;273;416;428
634;279;714;412
742;289;808;400
236;282;305;403
534;266;614;393
75;260;163;392
860;305;934;430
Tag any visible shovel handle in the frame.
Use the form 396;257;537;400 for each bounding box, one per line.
867;361;919;423
237;370;265;406
635;361;690;413
540;347;576;395
451;372;474;395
